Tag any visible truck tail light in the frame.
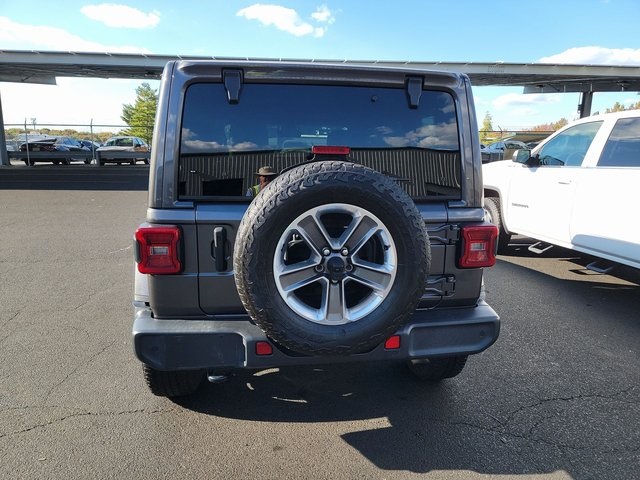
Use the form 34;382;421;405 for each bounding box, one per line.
459;225;498;268
135;226;182;274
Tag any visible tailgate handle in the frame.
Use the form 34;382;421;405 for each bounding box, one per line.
213;227;228;271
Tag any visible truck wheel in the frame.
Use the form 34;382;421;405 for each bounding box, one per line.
234;161;430;356
484;197;510;253
407;356;468;381
142;365;204;397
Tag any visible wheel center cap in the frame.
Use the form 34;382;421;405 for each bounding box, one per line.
326;256;347;282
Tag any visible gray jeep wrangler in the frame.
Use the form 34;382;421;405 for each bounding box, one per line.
132;60;500;397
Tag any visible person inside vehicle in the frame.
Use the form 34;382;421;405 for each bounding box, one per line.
246;166;278;197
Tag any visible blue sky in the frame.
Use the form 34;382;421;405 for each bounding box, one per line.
1;0;640;131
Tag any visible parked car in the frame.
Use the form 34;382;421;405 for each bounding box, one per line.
5;139;19;152
483;109;640;270
483;140;528;152
19;136;90;165
79;139;101;150
481;139;528;163
97;136;150;165
132;60;500;398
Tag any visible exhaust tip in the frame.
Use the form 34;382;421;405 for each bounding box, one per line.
207;373;228;384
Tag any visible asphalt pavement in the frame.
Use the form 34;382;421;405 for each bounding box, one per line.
0;167;638;480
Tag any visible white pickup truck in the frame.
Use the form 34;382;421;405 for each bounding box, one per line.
482;110;640;271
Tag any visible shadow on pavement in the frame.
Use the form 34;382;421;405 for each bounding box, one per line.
175;357;637;477
501;237;640;286
172;255;639;478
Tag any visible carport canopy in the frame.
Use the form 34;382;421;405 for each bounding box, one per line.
2;49;640;165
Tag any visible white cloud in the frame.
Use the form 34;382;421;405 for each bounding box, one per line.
493;93;561;109
0;16;151;53
0;78;159;127
237;4;333;38
311;5;335;23
539;47;640;65
80;4;160;29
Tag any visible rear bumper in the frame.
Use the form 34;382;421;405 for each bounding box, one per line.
132;302;500;371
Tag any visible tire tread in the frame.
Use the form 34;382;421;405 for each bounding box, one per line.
407;356;468;381
142;365;203;398
234;161;430;356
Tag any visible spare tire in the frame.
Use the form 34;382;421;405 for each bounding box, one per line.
234;161;430;356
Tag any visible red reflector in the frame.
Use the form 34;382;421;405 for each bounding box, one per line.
384;335;401;350
312;145;351;155
255;341;273;356
459;225;498;268
135;226;181;274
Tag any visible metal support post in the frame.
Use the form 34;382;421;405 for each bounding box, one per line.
578;91;593;118
0;92;9;166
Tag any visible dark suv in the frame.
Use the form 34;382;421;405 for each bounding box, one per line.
132;60;500;397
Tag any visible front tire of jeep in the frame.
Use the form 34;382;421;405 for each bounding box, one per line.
142;365;204;397
407;356;468;381
234;161;430;356
484;197;510;254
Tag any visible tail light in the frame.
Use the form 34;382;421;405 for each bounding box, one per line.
459;225;498;268
384;335;401;350
135;226;182;274
255;341;273;356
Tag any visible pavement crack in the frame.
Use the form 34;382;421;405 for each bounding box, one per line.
0;311;19;328
42;340;119;402
502;385;638;425
0;312;21;346
426;386;638;454
0;407;177;439
108;245;132;255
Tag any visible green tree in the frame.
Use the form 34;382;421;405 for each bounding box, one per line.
121;82;158;143
605;101;626;113
479;111;494;144
551;118;568;130
604;100;640;113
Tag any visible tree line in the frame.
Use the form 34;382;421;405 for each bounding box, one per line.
6;83;637;148
4;83;158;144
479;99;640;144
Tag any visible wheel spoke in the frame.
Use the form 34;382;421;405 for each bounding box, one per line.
278;261;321;292
340;215;380;254
321;281;346;323
295;214;331;254
349;261;393;292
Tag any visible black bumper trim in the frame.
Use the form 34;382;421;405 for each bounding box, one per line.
132;302;500;371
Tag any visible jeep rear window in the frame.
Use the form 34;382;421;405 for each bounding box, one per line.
178;83;461;200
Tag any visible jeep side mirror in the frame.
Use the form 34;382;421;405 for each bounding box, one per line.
512;149;531;164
